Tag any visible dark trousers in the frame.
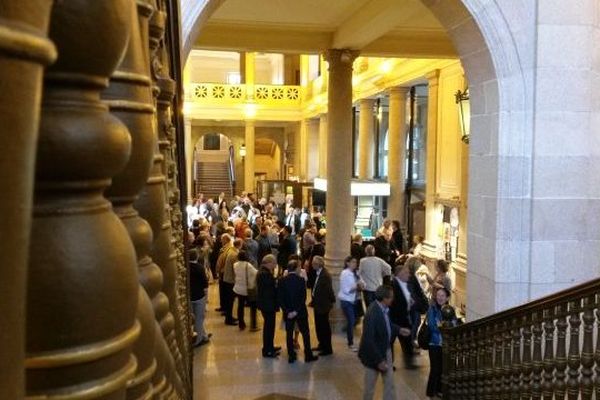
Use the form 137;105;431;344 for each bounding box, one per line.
218;278;225;309
363;290;376;309
313;311;332;353
261;310;276;354
391;331;415;367
410;308;421;342
285;314;312;359
340;300;356;346
427;345;443;396
237;294;257;329
222;281;235;323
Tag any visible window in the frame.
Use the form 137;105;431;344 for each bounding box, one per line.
226;72;241;85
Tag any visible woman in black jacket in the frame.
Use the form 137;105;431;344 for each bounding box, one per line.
256;254;280;358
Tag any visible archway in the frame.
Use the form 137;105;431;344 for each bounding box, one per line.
181;0;530;318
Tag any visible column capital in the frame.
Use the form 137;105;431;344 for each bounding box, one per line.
425;69;440;85
358;97;376;107
323;48;359;69
388;86;410;97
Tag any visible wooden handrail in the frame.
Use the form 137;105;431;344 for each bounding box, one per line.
447;277;600;332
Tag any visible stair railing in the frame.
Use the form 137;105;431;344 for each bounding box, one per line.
228;144;236;196
441;277;600;399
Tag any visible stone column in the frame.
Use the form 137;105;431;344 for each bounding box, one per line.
387;87;409;223
299;119;308;180
306;119;320;180
245;120;255;193
358;98;376;179
184;117;193;202
318;113;328;177
424;71;440;249
323;49;358;274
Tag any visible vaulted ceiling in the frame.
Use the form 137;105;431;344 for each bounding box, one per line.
193;0;456;58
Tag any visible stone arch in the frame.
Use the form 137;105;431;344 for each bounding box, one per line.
182;0;534;318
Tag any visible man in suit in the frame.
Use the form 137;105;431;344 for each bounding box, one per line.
278;260;319;364
358;285;398;400
389;263;417;369
256;254;281;358
277;225;297;273
310;256;336;356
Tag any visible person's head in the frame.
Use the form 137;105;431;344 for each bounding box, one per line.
392;220;400;231
312;256;325;271
261;254;277;272
344;256;357;271
365;244;375;257
436;259;449;274
288;254;300;263
233;238;243;249
192;219;200;228
226;226;235;236
260;225;269;237
383;219;392;229
375;285;394;307
287;260;299;273
404;256;421;275
394;263;410;282
435;287;451;307
221;233;232;246
206;199;213;207
188;248;199;262
255;216;263;225
315;233;324;243
282;225;292;237
244;228;253;240
237;250;249;263
413;234;424;245
352;233;363;244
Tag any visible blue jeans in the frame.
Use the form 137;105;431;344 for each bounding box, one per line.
340;300;356;346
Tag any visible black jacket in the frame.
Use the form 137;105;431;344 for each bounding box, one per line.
256;267;278;313
408;274;429;314
277;235;297;270
189;261;208;301
374;236;393;264
358;301;398;369
351;242;366;261
390;278;411;328
277;272;307;317
256;234;272;264
311;268;335;314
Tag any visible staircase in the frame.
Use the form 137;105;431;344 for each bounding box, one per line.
441;278;600;399
195;161;233;200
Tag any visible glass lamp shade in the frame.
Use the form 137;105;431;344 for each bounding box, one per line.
239;144;246;158
455;88;470;144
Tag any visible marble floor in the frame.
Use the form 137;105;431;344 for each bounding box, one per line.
193;284;432;400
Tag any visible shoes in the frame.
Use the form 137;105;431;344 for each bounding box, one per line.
318;350;333;356
348;345;358;352
288;356;297;364
225;320;238;326
262;352;278;358
305;355;319;363
207;333;213;339
239;324;246;331
311;346;321;352
193;338;210;348
215;307;223;312
274;346;282;352
249;327;261;332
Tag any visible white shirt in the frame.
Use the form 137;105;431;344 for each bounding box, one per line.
338;269;362;302
312;268;322;295
233;261;257;296
395;277;411;312
358;256;392;292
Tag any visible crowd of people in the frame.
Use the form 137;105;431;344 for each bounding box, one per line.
187;191;458;400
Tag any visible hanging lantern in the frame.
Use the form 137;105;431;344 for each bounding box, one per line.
455;88;470;144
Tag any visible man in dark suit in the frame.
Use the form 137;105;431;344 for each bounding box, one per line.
256;254;281;358
277;225;297;273
358;285;398;400
389;263;416;369
310;256;336;356
278;260;318;364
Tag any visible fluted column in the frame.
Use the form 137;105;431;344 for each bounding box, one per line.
185;117;193;203
387;86;409;223
358;98;376;179
245;119;255;193
425;71;440;247
0;3;55;399
323;49;359;274
26;1;139;398
318;113;328;177
298;119;309;180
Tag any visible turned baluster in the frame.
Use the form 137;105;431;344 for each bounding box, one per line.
566;299;582;400
494;323;505;398
484;326;495;400
541;307;556;400
25;0;140;397
531;311;544;399
580;295;595;399
477;328;487;398
554;303;568;399
510;319;522;400
454;331;464;397
594;305;600;400
0;2;55;399
442;327;454;398
502;322;513;399
521;315;533;398
467;330;477;399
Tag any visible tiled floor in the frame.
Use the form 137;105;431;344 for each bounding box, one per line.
193;284;431;400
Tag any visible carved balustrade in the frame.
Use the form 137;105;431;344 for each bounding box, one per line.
443;279;600;400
